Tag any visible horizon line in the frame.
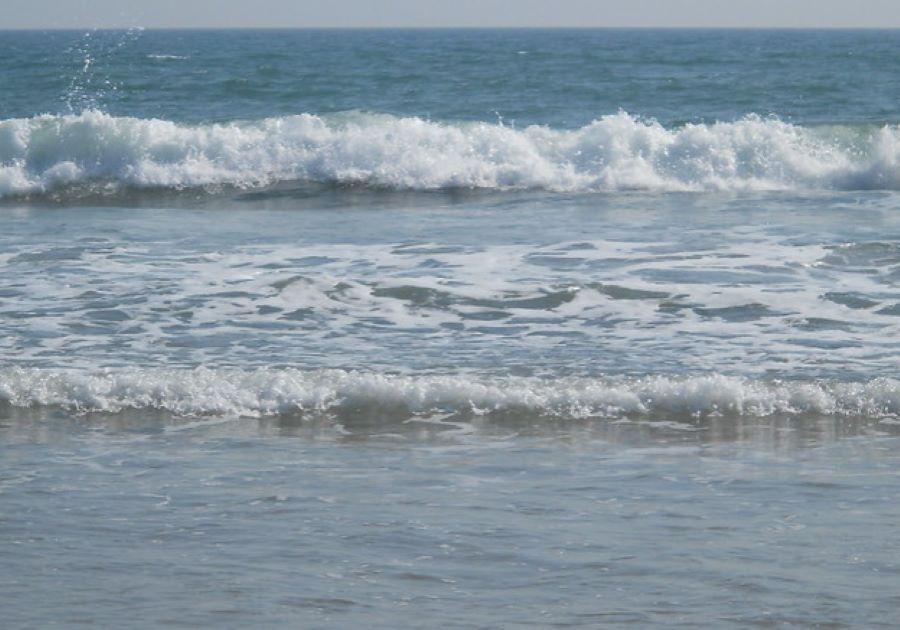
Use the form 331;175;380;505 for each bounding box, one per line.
3;25;900;32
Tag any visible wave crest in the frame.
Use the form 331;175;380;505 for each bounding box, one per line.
2;110;900;197
2;367;899;421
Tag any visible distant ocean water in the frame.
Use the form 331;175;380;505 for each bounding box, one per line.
4;29;900;628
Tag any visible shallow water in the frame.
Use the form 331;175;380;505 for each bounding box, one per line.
4;190;900;625
5;410;900;628
3;192;900;380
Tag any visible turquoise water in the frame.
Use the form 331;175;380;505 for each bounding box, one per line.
4;29;900;126
3;29;900;627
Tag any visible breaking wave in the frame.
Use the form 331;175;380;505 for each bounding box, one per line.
3;110;900;198
2;367;899;421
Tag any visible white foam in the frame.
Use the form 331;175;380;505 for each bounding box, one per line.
1;367;898;420
1;110;899;197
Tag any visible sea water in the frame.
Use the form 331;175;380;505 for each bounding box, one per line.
3;29;900;627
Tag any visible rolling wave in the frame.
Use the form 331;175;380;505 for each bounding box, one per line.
2;110;900;198
2;367;899;421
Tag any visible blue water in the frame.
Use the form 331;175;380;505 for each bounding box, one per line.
3;29;900;628
5;29;900;126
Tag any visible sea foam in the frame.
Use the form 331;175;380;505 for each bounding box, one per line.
2;367;899;421
1;110;900;197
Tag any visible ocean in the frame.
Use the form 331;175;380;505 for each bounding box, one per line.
3;28;900;627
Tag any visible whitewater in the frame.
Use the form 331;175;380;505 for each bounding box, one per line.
2;110;900;197
3;367;900;420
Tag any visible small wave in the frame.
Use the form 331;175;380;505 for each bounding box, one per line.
1;367;899;421
1;110;900;199
146;54;189;61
